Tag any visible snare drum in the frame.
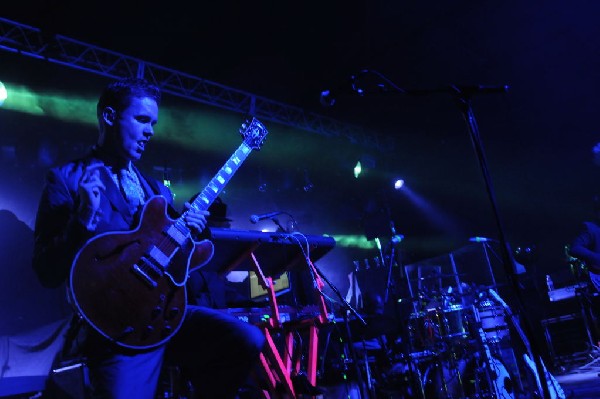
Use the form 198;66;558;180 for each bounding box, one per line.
477;300;509;343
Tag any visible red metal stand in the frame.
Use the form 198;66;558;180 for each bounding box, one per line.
249;253;329;398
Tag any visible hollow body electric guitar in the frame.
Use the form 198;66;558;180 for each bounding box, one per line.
69;117;268;350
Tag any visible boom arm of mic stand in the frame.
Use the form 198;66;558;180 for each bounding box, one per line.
352;85;509;98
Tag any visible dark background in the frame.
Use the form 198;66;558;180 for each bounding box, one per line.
2;1;599;359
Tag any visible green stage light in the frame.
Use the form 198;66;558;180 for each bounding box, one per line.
0;81;7;106
0;82;95;125
353;161;362;178
327;234;376;249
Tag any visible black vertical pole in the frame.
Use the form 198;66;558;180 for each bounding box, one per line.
453;88;551;399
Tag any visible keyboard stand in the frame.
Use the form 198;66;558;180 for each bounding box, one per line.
249;251;330;399
196;229;336;398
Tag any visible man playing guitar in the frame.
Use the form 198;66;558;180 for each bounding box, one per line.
32;77;266;398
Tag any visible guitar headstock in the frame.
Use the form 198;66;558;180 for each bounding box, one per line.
240;117;268;150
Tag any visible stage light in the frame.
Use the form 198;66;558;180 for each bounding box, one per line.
328;234;376;249
354;161;362;178
0;81;7;106
394;179;405;190
353;155;376;179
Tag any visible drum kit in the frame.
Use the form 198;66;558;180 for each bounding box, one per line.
320;243;567;399
320;282;526;398
380;282;519;399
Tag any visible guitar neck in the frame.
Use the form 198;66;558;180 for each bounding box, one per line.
181;142;253;219
174;116;268;231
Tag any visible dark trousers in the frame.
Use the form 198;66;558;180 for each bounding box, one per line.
166;305;266;399
65;305;265;399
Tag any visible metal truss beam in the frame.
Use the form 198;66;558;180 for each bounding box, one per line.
0;17;392;152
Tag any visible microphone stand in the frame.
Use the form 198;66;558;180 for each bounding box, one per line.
269;216;287;233
449;87;551;399
345;73;551;399
311;263;372;398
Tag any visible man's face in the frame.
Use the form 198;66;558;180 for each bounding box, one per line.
113;96;158;162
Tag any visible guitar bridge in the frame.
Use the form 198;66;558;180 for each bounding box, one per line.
132;259;161;288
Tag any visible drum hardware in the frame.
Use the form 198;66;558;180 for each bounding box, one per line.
475;326;515;399
488;288;566;399
396;284;532;398
384;279;564;399
422;355;470;399
384;357;427;399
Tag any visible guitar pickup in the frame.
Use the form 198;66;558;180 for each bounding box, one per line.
148;245;172;268
166;224;187;245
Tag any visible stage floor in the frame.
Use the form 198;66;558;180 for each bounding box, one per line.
555;365;600;399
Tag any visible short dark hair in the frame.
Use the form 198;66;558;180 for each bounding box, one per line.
96;77;161;119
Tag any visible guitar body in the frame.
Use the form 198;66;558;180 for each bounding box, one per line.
70;196;215;349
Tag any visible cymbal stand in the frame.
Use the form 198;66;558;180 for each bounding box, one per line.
381;236;427;398
448;252;465;305
384;220;404;304
476;326;504;399
405;269;421;316
384;239;397;304
397;318;427;399
432;328;468;398
476;240;499;288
